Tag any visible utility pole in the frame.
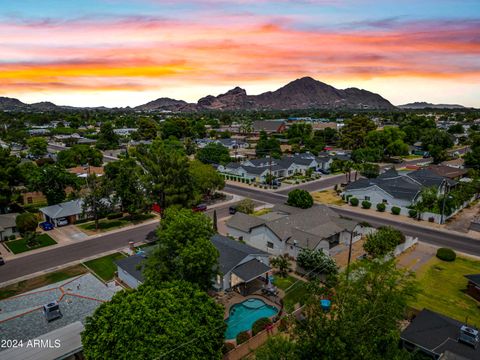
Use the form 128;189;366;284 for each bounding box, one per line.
346;231;354;281
440;181;449;224
269;150;273;188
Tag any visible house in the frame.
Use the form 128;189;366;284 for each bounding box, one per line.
113;128;137;136
426;164;468;180
465;274;480;302
226;204;360;258
442;158;465;169
68;166;104;178
116;235;271;292
344;168;455;209
0;213;19;241
252;120;286;134
401;309;480;359
40;199;84;226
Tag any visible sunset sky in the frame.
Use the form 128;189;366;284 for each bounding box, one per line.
1;0;479;107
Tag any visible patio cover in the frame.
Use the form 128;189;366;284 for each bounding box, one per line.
232;259;270;284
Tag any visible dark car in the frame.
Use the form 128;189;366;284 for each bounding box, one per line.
192;203;207;212
229;205;238;215
0;257;5;265
39;222;54;231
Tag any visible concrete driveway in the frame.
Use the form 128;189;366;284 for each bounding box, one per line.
48;225;89;244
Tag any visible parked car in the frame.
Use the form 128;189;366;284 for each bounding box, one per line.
39;222;54;231
0;257;5;266
192;204;207;212
229;205;238;215
319;169;330;175
56;218;69;227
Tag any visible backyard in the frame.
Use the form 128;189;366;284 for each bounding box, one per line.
0;265;88;300
273;274;309;313
410;256;480;327
78;213;155;233
5;234;57;254
83;252;126;281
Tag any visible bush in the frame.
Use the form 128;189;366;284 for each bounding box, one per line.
107;212;123;220
436;248;456;262
236;331;250;345
236;199;255;214
222;342;235;354
349;197;359;206
9;234;16;240
361;200;371;209
376;203;386;212
391;206;401;215
408;209;418;218
287;189;314;209
252;317;272;336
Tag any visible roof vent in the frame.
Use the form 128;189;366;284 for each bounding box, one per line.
459;325;479;348
43;301;62;322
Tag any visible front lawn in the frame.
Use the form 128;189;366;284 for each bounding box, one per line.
83;252;126;281
312;189;344;205
5;234;57;254
0;265;88;300
78;213;155;233
410;256;480;327
273;275;309;313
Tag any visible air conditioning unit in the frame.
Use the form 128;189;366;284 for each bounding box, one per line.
43;301;62;322
459;325;479;348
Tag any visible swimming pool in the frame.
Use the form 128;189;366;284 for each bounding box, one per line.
224;298;279;339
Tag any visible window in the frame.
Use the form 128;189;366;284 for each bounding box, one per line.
27;197;33;204
364;196;370;201
267;241;274;249
382;199;388;204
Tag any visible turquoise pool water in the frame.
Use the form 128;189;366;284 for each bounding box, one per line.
224;298;279;339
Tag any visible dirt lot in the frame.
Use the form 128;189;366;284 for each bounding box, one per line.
446;200;480;233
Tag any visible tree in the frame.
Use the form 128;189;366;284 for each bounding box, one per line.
15;213;38;235
363;226;405;258
135;118;159;140
360;163;380;178
294;259;418;360
82;281;225;360
24;164;79;205
0;148;22;212
420;129;454;163
287;189;313;209
297;249;337;277
255;336;299;360
104;158;146;216
340;117;376;150
57;145;103;167
413;186;440;216
189;160;225;199
82;175;114;230
385;139;409;157
270;255;291;277
447;123;464;134
465;133;480;169
351;147;383;163
96;122;119;150
27;137;48;157
236;198;255;214
144;208;218;290
256;131;282;158
134;140;195;210
196;143;231;165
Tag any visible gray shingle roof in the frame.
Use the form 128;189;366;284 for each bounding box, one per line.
0;213;18;231
115;254;146;282
401;309;480;359
227;212;266;232
40;200;83;219
232;259;270;282
253;120;285;132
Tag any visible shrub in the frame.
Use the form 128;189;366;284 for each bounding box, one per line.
222;342;235;354
349;197;359;206
391;206;401;215
359;221;372;228
252;317;272;335
361;200;371;209
107;212;123;220
408;209;418;218
9;234;16;240
376;203;386;212
436;248;456;262
287;189;314;209
236;331;250;345
15;212;38;235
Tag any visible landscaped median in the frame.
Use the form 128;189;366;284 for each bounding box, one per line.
4;233;57;254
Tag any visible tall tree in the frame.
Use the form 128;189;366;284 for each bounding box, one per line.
340;117;376;150
135;118;159;140
82;281;225;360
196;143;231;165
96;122;119;150
189;160;225;199
256;131;282;158
27;137;48;157
15;213;38;235
144;208;219;290
82;174;113;231
134;140;195;210
0;148;22;212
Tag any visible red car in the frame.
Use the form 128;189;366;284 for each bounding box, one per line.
192;204;207;212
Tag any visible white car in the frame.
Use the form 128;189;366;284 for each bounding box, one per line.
56;218;69;227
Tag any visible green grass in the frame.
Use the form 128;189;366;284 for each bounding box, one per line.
0;265;88;300
253;208;271;217
5;234;57;254
78;213;155;232
273;275;309;313
83;253;126;281
411;256;480;327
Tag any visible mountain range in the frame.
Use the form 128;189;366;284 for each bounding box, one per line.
0;77;470;112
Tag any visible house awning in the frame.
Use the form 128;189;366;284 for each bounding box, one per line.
232;259;270;284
